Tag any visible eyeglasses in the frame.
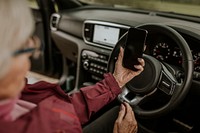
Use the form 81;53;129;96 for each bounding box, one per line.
13;36;41;59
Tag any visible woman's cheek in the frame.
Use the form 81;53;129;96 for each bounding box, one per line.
12;55;31;93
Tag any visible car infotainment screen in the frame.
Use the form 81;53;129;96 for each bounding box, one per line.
93;25;120;46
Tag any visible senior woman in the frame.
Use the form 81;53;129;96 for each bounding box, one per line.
0;0;144;133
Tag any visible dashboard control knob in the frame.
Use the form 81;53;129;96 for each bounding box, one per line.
82;52;87;59
83;60;89;70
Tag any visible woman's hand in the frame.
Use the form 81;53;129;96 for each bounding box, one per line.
113;47;145;88
113;102;138;133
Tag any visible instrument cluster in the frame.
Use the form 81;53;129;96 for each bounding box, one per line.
146;34;200;72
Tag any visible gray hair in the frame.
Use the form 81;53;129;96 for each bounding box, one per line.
0;0;34;79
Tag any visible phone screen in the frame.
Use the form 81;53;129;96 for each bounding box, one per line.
122;27;148;71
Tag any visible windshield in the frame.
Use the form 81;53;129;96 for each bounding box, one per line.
79;0;200;17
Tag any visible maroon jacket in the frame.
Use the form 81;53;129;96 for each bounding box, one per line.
0;73;121;133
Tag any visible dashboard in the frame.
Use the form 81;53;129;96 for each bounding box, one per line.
82;19;200;74
80;19;200;83
51;13;200;84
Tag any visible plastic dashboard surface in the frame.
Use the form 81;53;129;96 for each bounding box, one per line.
53;7;200;81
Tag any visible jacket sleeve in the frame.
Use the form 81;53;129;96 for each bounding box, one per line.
69;73;122;125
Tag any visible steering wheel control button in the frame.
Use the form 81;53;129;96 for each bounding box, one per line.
162;81;170;88
193;72;200;81
158;72;175;95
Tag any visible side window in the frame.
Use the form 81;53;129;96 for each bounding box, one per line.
28;0;39;9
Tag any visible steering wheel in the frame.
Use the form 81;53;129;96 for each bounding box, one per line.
108;24;193;118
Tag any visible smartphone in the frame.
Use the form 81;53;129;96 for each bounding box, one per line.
122;27;148;71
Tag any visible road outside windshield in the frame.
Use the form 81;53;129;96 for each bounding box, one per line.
80;0;200;17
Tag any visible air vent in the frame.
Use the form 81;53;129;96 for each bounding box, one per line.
50;13;61;31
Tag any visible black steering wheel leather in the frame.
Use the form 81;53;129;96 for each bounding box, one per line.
108;24;193;118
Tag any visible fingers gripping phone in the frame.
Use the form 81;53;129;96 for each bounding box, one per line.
122;27;148;71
